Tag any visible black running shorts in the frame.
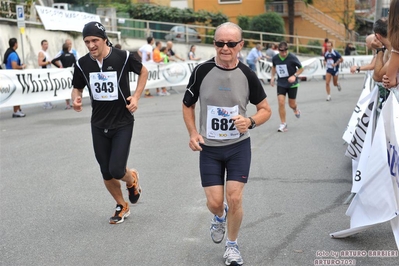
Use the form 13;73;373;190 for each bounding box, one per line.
199;137;251;187
326;69;339;76
277;85;298;99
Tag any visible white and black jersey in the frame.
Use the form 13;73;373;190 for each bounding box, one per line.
183;57;267;147
72;48;143;129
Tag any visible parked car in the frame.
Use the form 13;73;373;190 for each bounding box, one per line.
165;26;201;43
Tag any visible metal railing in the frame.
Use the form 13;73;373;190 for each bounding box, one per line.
267;1;347;41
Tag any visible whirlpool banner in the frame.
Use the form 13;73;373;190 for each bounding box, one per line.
256;55;373;79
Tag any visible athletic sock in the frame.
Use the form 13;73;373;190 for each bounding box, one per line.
226;238;237;246
215;209;226;221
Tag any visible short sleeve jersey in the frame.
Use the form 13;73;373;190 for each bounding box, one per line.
52;52;76;68
5;52;20;69
272;53;302;88
183;58;267;147
324;49;342;71
152;49;161;63
139;44;153;63
167;49;175;57
72;48;143;129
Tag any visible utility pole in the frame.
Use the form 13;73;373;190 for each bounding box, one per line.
374;0;383;22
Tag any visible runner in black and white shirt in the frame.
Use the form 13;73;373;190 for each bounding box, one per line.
324;41;343;101
182;22;271;266
72;21;149;224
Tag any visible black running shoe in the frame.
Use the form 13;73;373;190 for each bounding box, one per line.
109;202;130;224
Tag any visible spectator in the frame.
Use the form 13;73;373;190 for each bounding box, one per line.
52;43;77;109
114;43;122;49
383;0;399;89
245;44;264;72
350;34;378;74
372;18;391;83
38;39;55;110
188;45;201;61
138;36;155;97
152;41;169;96
237;49;244;63
152;41;163;63
166;41;185;61
3;38;26;118
54;39;79;62
370;18;392;106
159;47;170;96
265;43;278;62
160;47;169;63
344;43;357;55
321;38;329;56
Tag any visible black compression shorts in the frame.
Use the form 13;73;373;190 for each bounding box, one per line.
91;122;133;180
199;137;251;187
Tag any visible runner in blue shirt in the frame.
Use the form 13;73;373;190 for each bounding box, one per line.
324;41;343;101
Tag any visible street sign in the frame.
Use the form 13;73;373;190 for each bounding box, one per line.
16;5;25;28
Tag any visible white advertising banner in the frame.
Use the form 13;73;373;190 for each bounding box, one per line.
256;55;373;80
35;5;100;32
342;74;373;144
331;93;399;249
132;61;201;89
0;67;86;108
349;86;379;193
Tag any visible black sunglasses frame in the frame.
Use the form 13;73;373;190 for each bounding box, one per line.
214;40;243;48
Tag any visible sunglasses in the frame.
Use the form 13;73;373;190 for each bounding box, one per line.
279;48;288;52
214;40;242;48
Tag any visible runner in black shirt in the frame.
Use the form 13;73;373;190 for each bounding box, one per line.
72;21;149;224
270;42;304;132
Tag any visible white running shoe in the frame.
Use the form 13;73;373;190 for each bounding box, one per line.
223;244;243;266
337;84;342;91
277;123;287;132
12;110;26;118
326;95;331;101
210;202;228;244
43;102;54;109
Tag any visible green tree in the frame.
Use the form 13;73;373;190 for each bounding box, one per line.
237;15;251;45
249;12;285;43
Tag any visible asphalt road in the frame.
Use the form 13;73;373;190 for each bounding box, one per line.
1;75;397;266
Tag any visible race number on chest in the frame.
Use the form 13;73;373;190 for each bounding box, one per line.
206;105;240;140
89;71;118;101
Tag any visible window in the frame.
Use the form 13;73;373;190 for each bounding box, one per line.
219;0;242;4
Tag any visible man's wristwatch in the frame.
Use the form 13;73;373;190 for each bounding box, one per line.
248;117;256;129
294;73;298;78
356;66;360;73
376;47;386;54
